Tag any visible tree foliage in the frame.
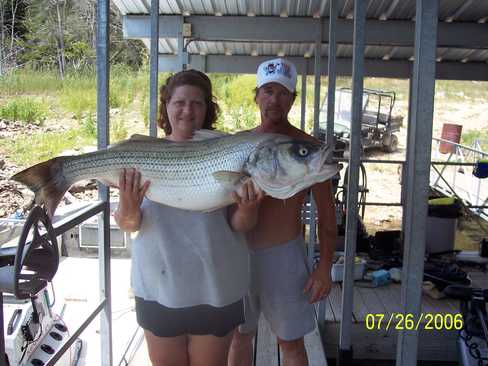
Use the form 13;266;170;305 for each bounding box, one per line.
0;0;28;73
0;0;147;75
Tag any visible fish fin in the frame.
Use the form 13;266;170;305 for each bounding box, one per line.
129;130;226;142
212;171;249;189
114;130;224;146
128;134;162;141
11;157;71;218
107;135;169;151
191;129;228;141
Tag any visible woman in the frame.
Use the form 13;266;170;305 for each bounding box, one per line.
114;70;263;366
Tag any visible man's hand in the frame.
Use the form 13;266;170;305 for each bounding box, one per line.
229;179;264;232
303;262;332;304
114;168;150;227
231;179;265;211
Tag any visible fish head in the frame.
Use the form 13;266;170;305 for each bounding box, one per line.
245;136;338;199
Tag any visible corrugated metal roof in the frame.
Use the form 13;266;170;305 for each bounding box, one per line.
113;0;488;21
117;0;488;78
143;39;488;66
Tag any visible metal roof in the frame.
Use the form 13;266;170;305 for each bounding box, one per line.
141;40;488;62
114;0;488;20
114;0;488;80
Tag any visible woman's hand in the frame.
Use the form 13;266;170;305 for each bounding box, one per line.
114;168;150;232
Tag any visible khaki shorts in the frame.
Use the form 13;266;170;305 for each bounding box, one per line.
239;236;316;341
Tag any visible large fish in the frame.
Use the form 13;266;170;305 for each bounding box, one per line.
11;130;338;217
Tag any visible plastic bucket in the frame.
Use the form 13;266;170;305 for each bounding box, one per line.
439;123;462;154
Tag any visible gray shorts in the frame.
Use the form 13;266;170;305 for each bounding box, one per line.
239;236;316;341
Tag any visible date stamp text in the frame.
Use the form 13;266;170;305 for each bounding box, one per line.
365;313;463;331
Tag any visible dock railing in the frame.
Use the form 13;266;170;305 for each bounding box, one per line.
431;137;487;219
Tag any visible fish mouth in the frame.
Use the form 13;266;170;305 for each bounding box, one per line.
310;143;339;183
317;143;335;168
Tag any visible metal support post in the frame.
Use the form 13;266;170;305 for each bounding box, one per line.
318;0;339;326
396;1;439;365
0;293;4;366
401;77;414;241
300;62;307;132
96;0;113;364
326;0;338;147
149;0;159;137
178;17;188;70
312;18;323;138
307;15;324;291
338;0;366;363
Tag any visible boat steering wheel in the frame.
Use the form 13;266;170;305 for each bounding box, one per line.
0;205;59;299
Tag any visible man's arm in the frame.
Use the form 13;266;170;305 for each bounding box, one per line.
303;179;337;303
228;180;264;232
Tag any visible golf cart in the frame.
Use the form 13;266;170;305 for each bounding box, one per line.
319;88;403;155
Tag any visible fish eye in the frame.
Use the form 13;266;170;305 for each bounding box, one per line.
298;147;309;156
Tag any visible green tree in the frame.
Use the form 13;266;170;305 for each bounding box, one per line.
0;0;28;74
223;75;258;131
20;0;73;76
17;0;146;74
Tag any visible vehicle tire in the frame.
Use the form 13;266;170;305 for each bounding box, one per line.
382;134;398;153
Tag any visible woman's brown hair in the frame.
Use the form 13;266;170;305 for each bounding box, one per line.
158;70;220;135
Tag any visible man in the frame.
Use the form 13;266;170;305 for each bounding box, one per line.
228;58;337;366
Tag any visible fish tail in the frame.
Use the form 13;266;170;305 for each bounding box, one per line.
11;157;70;218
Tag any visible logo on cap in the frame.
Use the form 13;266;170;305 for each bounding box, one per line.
264;61;292;80
257;58;297;92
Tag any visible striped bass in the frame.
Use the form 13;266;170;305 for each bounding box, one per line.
11;130;338;217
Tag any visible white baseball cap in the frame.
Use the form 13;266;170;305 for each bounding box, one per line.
256;58;297;93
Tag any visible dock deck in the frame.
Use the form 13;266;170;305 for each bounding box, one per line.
45;257;488;365
320;282;459;362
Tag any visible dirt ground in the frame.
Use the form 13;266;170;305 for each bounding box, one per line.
359;96;488;249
